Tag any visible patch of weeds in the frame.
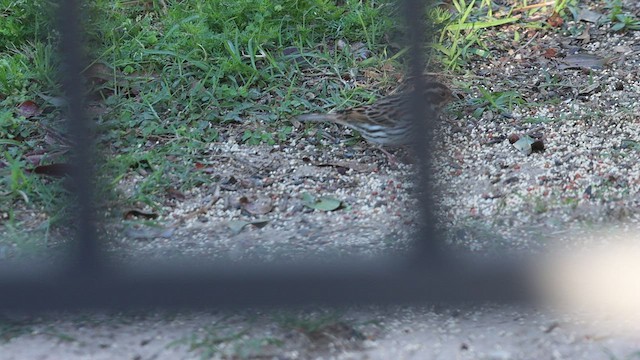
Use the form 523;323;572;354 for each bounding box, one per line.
493;195;509;214
241;129;276;146
554;0;579;15
430;0;518;70
536;70;572;95
605;0;640;31
168;321;282;360
562;196;580;211
241;125;293;145
533;197;549;214
0;9;67;229
232;337;284;359
170;328;248;359
468;88;525;117
41;325;76;343
0;152;69;235
0;0;56;51
620;139;640;152
274;310;364;345
2;153;30;201
0;222;53;259
0;318;32;342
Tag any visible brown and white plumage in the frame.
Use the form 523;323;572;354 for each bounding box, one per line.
297;81;453;147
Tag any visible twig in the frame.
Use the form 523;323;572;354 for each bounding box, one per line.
514;31;540;54
513;1;556;13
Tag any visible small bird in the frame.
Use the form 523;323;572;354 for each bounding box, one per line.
297;79;453;162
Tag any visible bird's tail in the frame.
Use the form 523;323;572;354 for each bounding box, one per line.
296;113;339;123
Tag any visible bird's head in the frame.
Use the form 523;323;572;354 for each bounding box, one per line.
423;81;454;111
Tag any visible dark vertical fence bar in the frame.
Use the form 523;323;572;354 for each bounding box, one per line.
403;0;444;264
58;0;102;276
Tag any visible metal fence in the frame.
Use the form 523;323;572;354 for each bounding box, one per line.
0;0;532;312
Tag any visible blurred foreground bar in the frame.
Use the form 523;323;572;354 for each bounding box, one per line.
0;256;534;311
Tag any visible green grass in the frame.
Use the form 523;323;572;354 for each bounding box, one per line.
0;0;403;235
84;0;403;208
167;315;284;360
0;318;32;343
273;309;347;334
168;310;368;359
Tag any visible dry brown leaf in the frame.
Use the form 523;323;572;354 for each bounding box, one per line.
576;27;591;44
123;209;160;220
31;163;73;177
546;13;564;27
543;48;558;59
16;100;42;118
239;195;273;215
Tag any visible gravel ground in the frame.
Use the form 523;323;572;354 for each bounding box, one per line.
3;0;640;358
108;141;419;263
2;306;640;359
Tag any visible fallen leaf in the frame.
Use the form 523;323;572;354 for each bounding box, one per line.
123;209;159;220
166;188;186;200
194;162;218;174
85;62;112;83
227;219;270;235
620;139;640;150
577;8;604;23
25;154;45;166
543;48;558;59
37;93;68;107
613;45;632;53
351;42;372;60
239;195;273;215
44;133;62;146
228;220;250;235
547;13;564;27
282;47;306;65
31;163;73;177
302;192;345;211
485;135;507;145
24;150;67;167
312;160;374;172
576;27;590;43
513;135;535;155
16;100;42;118
531;139;545;153
558;54;606;70
578;82;601;95
249;219;269;228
